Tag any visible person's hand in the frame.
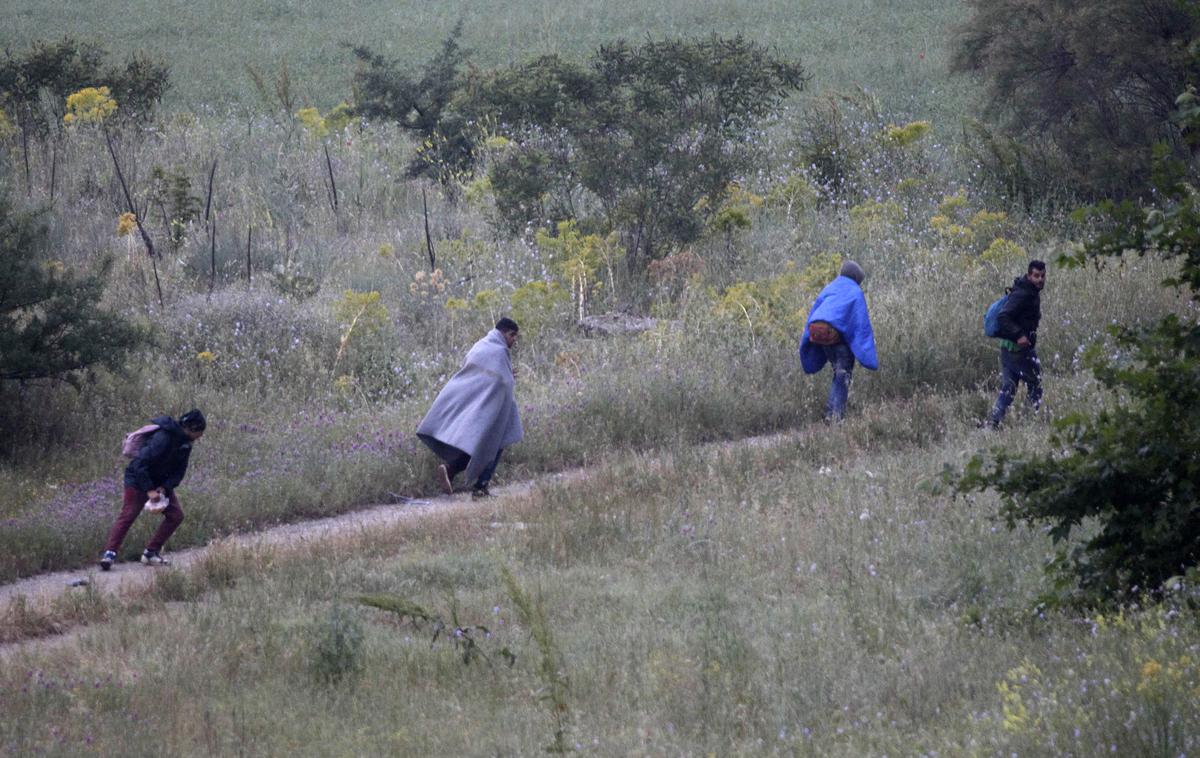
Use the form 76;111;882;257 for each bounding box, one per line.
1017;335;1031;348
149;488;164;502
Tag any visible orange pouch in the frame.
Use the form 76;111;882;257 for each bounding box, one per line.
808;321;842;346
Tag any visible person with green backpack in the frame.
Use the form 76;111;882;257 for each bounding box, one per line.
983;260;1046;428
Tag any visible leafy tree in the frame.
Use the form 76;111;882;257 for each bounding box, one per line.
462;35;806;276
0;199;150;384
0;37;169;132
349;22;473;182
951;0;1200;199
954;92;1200;603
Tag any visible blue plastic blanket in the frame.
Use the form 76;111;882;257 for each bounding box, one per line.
798;276;879;374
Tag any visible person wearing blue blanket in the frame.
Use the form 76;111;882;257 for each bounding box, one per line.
798;260;878;421
417;318;523;497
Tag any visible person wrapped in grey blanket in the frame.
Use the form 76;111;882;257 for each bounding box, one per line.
417;318;523;497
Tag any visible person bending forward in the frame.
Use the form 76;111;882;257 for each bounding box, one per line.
417;318;523;497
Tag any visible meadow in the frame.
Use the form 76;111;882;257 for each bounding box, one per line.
3;391;1198;755
2;0;1198;753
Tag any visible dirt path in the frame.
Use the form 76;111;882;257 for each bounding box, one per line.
0;426;806;656
0;479;548;610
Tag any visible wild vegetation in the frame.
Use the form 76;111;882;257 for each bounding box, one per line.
1;0;1198;753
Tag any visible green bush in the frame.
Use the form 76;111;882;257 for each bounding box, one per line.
309;605;365;685
955;108;1200;602
951;0;1200;199
461;35;806;277
0;199;150;388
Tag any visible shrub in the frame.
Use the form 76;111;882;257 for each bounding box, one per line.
462;35;806;277
349;22;472;182
0;37;168;134
951;0;1200;199
309;605;365;685
0;199;150;387
955;104;1200;602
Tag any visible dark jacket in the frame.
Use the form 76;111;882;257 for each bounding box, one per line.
997;276;1041;349
124;415;196;493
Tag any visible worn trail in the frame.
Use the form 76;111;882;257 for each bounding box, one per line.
0;426;806;655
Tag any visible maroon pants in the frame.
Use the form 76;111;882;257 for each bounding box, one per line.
104;486;184;554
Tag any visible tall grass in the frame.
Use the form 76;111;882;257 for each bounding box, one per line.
3;391;1197;755
0;94;1187;581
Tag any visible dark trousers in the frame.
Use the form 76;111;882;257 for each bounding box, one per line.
445;448;503;490
823;343;856;420
104;486;184;554
988;348;1042;425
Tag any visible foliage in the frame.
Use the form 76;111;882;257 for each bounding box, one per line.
951;0;1200;199
357;593;515;667
0;37;168;134
349;22;472;181
295;102;353;139
790;88;882;198
510;280;570;338
309;605;365;685
0;200;149;385
955;104;1200;602
462;35;806;275
881;120;931;148
332;289;389;377
147;166;201;248
534;220;619;320
61;86;117;125
764;172;818;219
712;252;841;344
849;199;905;241
501;568;572;753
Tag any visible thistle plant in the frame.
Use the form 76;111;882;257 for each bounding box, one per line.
357;593;515;667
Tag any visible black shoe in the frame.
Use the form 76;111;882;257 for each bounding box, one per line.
99;550;116;571
140;549;170;566
471;486;492;498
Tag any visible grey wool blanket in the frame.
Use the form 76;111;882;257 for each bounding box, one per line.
417;329;524;483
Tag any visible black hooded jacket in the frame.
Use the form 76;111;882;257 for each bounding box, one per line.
123;415;196;493
996;275;1041;349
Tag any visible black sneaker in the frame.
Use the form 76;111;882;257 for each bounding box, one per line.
140;549;170;566
471;486;492;498
99;550;117;571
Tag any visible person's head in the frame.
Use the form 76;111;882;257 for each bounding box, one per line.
179;408;206;440
1027;260;1046;290
495;317;519;348
839;260;866;285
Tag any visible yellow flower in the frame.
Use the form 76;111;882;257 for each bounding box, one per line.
44;260;66;276
937;191;968;218
334;374;357;394
445;297;468;311
196;351;216;364
324;102;353;133
116;212;137;237
378;243;395;259
980;238;1026;265
882;120;932;147
295;107;327;138
0;109;15;141
63;87;117;125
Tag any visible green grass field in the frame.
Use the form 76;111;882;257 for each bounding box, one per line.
2;0;972;119
3;389;1198;754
